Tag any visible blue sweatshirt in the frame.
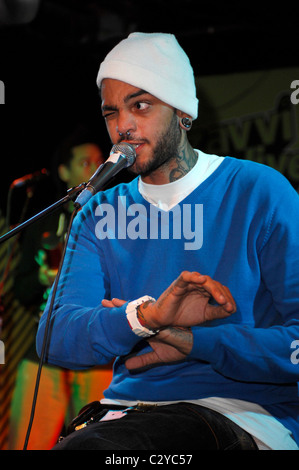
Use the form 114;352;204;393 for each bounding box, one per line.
37;157;299;445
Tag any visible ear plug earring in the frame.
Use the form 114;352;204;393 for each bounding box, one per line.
181;117;192;130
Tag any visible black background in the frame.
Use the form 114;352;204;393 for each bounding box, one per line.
0;0;298;217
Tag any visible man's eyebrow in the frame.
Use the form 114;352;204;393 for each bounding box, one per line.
101;104;117;113
124;89;149;103
102;89;149;113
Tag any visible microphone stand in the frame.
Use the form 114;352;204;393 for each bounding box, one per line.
0;183;86;245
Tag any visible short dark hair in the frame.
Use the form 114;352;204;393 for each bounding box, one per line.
51;125;104;197
53;125;103;169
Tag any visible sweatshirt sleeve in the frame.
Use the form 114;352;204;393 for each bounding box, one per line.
190;170;299;384
190;321;299;383
36;204;140;369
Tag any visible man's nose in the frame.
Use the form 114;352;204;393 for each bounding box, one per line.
116;111;136;138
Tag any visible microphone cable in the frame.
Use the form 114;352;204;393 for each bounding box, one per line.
23;205;79;450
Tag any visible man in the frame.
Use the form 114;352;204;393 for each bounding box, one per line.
10;128;113;449
37;33;299;450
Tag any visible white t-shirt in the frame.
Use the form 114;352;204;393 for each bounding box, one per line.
138;150;223;211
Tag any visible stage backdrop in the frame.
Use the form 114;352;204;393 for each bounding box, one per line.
190;67;299;190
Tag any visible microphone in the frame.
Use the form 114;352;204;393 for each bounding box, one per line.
10;168;49;189
74;142;136;208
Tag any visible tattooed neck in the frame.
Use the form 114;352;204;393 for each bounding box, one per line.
168;144;198;182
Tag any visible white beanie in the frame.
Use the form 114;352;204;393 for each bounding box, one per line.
96;32;198;120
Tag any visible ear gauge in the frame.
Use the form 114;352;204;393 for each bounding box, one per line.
180;117;192;130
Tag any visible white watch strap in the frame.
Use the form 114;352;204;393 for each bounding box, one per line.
126;296;158;338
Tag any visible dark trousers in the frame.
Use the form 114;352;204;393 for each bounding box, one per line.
52;402;258;450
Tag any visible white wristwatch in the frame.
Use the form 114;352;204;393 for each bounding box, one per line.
126;295;159;338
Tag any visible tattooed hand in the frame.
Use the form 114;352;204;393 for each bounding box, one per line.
125;327;193;370
134;271;236;331
102;271;236;330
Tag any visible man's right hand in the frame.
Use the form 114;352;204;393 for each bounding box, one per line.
136;271;236;331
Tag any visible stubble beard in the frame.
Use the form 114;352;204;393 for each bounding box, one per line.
127;112;181;178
